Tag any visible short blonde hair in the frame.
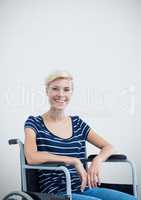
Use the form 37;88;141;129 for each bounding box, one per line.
45;70;73;89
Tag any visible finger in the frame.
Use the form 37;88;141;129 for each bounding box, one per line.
93;174;98;187
88;170;94;188
81;181;86;192
87;174;92;189
90;171;96;188
80;176;87;192
97;172;101;186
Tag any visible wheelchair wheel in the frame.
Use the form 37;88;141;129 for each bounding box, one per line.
2;191;34;200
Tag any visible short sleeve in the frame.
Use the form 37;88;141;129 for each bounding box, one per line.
24;116;38;135
78;116;91;140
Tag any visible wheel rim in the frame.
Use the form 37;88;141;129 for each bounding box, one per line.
2;191;33;200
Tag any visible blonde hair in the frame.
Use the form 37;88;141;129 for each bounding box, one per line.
45;70;73;90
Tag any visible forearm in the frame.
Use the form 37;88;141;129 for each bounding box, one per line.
95;144;115;162
25;150;77;165
24;129;79;166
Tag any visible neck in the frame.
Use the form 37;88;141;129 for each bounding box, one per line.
46;108;66;121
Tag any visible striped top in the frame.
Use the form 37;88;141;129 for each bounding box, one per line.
24;115;91;193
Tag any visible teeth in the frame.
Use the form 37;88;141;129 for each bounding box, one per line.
55;100;65;103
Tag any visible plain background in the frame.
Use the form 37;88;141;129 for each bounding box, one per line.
0;0;140;199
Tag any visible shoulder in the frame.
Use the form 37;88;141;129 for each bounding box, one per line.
70;115;79;121
24;115;42;127
71;115;91;139
70;115;86;126
25;115;41;122
24;115;43;135
70;115;80;123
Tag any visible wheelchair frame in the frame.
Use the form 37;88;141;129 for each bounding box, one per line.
2;138;139;200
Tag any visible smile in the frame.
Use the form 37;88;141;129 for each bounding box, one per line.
55;100;66;103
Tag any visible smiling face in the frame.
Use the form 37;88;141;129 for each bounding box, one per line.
46;78;73;110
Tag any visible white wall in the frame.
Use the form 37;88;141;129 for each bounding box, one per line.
0;0;140;199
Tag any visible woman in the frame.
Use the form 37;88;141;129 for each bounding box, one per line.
24;70;137;200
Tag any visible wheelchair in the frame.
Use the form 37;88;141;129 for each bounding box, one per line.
2;138;139;200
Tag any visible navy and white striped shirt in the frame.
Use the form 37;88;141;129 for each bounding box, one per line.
24;115;91;193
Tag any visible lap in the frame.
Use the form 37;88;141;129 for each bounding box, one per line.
80;188;137;200
58;187;137;200
72;193;101;200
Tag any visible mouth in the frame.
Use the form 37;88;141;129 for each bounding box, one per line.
54;99;66;103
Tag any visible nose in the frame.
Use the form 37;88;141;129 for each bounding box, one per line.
57;89;65;96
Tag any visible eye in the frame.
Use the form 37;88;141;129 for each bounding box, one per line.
64;88;71;92
52;87;59;91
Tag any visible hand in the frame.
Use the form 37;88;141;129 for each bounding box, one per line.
87;156;102;188
74;158;87;192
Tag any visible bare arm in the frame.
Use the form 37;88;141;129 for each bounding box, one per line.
24;127;88;191
87;129;115;162
87;129;115;188
24;128;77;165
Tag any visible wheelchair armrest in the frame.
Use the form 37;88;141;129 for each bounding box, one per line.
87;154;127;162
